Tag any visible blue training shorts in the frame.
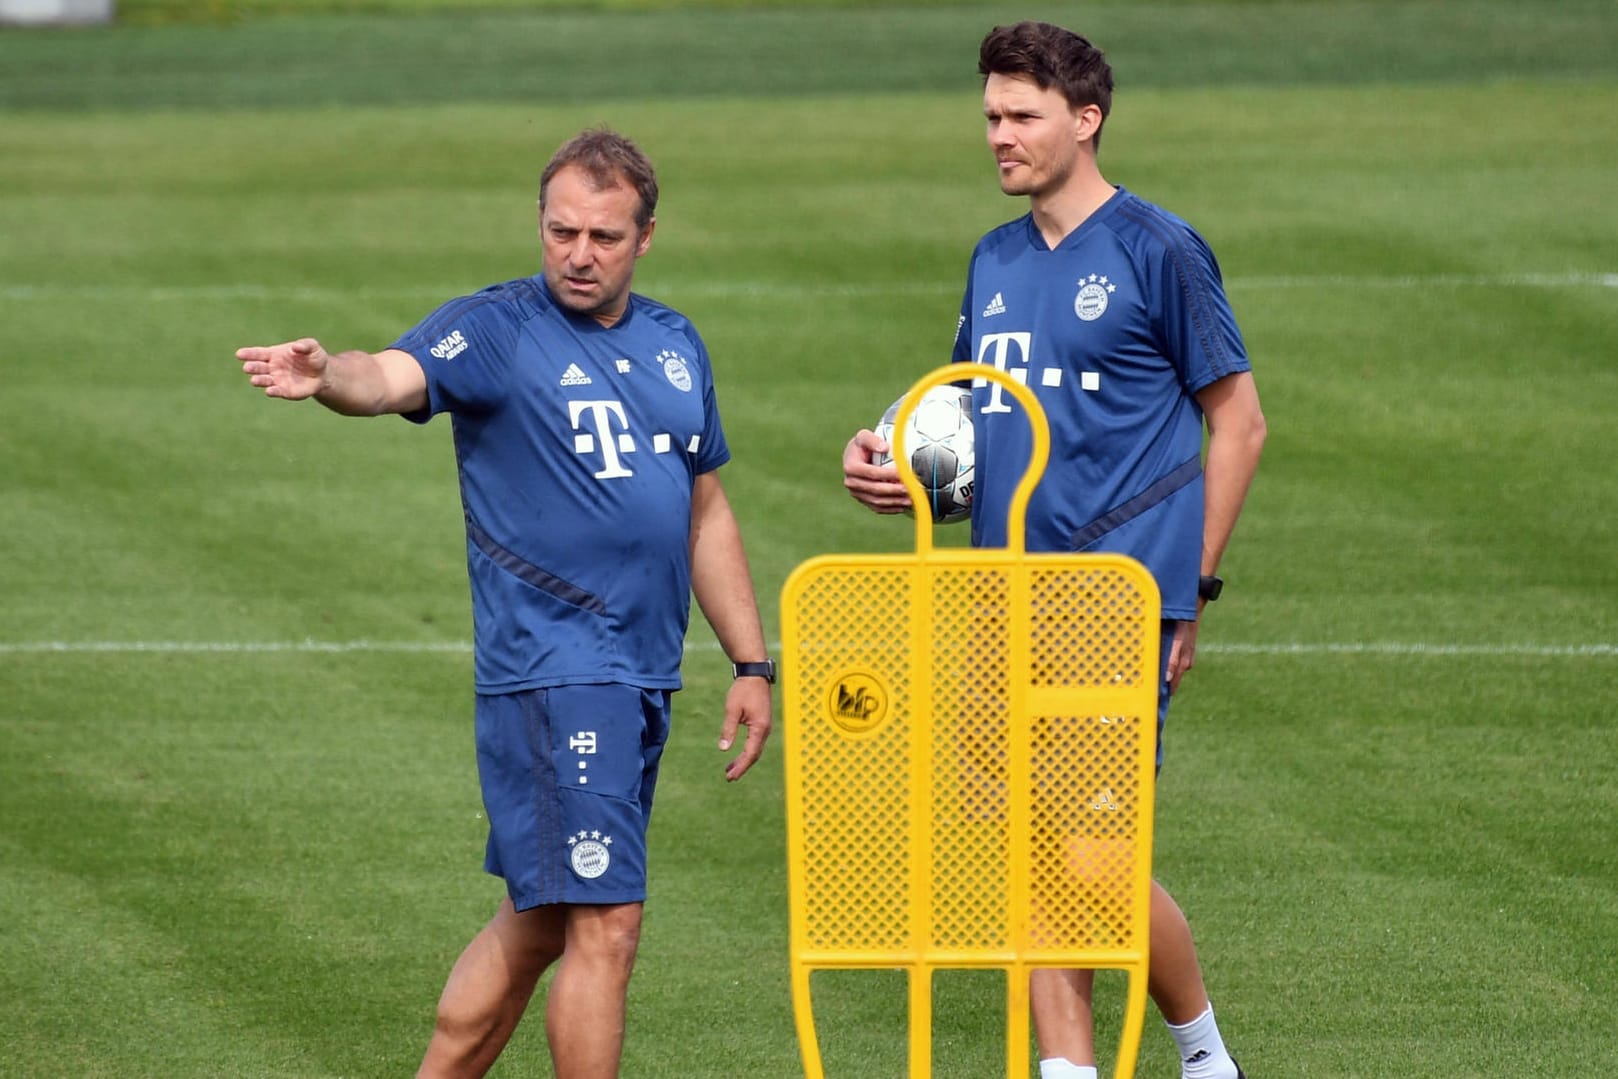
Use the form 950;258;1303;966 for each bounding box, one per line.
474;684;672;911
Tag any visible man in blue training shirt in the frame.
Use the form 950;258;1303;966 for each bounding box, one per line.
237;129;774;1079
843;23;1266;1079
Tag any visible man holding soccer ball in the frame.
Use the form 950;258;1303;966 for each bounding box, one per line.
843;22;1267;1079
237;129;774;1079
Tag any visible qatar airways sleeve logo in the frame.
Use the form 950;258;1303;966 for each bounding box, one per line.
430;330;468;360
568;400;636;479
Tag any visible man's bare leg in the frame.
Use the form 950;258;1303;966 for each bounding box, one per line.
418;897;566;1079
1031;879;1212;1067
545;902;643;1079
1147;880;1210;1024
1031;966;1096;1067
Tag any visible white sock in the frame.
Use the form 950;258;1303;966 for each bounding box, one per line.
1038;1059;1097;1079
1166;1004;1239;1079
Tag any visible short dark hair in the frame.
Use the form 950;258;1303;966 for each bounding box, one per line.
979;21;1114;148
539;128;659;230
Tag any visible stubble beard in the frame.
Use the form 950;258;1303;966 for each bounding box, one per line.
546;267;619;321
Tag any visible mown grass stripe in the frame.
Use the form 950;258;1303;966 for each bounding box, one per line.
1;272;1614;304
3;639;1614;657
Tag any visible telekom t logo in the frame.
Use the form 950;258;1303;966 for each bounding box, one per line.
568;400;635;479
569;730;598;787
975;330;1101;405
975;331;1032;414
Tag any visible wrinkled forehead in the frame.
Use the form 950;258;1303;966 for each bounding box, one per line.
540;165;643;230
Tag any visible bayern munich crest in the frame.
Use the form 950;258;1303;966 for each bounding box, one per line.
567;830;613;879
658;349;693;392
1074;273;1116;321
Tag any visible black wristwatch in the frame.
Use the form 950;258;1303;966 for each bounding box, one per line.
1198;574;1224;602
732;659;777;684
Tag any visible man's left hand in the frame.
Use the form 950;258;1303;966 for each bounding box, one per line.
719;678;773;781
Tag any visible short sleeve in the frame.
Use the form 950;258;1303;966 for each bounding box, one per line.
1151;226;1250;395
688;330;732;475
390;288;522;422
951;248;978;366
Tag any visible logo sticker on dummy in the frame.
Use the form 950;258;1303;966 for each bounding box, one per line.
1074;273;1116;322
658;350;693;392
568;830;613;879
826;670;889;738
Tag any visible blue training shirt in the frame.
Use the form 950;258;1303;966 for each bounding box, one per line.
951;187;1250;620
391;276;730;693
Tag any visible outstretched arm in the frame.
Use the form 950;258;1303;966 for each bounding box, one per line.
235;337;428;416
1168;370;1267;691
688;470;773;781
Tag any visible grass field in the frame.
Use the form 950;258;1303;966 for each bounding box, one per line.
3;2;1617;1076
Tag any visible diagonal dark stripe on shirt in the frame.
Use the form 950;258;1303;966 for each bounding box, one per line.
1069;454;1202;550
466;519;609;616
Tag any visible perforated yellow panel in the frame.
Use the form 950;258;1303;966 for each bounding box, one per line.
782;553;1158;1078
782;364;1161;1079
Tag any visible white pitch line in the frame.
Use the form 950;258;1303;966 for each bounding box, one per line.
0;272;1614;305
1;639;1614;658
0;639;472;655
0;282;954;302
1229;271;1618;291
1202;641;1618;657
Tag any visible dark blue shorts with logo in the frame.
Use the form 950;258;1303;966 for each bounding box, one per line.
474;684;672;911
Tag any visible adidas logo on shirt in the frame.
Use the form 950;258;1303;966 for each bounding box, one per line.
560;363;592;387
982;292;1006;317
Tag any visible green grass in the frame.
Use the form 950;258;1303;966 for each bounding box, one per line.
108;0;987;25
6;2;1618;109
2;2;1617;1076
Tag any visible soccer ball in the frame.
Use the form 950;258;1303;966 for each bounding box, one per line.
873;384;975;524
